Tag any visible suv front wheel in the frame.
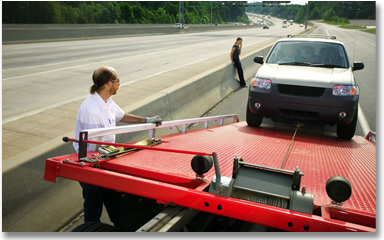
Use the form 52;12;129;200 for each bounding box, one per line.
337;110;358;139
246;101;263;127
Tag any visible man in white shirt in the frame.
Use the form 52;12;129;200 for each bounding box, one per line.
74;66;162;225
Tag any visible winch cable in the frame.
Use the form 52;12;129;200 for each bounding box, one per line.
280;123;300;169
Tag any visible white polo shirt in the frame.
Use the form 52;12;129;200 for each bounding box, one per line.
73;92;125;153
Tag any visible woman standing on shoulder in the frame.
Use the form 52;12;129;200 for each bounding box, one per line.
230;37;248;87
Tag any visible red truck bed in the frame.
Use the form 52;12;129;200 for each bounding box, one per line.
45;120;376;232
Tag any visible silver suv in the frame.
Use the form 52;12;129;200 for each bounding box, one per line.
246;35;364;139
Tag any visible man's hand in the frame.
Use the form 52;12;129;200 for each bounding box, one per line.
146;116;163;126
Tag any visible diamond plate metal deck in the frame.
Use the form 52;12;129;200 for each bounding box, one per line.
103;122;375;215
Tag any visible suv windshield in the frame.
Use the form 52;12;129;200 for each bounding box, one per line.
266;41;349;68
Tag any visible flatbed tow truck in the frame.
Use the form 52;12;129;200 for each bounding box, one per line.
44;114;376;232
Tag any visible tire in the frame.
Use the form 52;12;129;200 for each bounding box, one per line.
246;101;263;127
72;222;121;232
337;110;358;140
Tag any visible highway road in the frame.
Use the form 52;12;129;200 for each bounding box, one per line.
2;20;303;122
193;20;377;138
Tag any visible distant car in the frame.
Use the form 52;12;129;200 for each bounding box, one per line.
300;24;304;27
172;23;183;28
263;25;269;29
247;35;364;139
235;23;239;26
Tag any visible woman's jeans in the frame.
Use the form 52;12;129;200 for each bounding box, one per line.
234;60;246;86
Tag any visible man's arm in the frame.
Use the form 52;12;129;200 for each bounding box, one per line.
120;113;163;126
119;113;146;124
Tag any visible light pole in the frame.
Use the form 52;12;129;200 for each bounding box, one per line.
346;2;352;19
355;3;361;20
305;1;310;29
179;1;182;27
211;1;213;27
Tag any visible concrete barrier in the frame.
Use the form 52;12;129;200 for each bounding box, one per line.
2;23;262;44
2;41;273;232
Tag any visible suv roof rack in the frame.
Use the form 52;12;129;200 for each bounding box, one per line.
287;34;337;40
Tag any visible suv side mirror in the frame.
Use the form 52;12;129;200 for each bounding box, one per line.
353;62;364;71
254;56;264;64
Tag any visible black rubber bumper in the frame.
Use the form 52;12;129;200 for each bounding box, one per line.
248;86;359;125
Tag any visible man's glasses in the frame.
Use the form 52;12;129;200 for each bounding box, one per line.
111;78;120;83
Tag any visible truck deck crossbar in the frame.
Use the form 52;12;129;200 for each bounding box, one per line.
82;114;240;139
77;114;239;159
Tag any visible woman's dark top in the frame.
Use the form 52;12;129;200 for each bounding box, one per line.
232;45;240;62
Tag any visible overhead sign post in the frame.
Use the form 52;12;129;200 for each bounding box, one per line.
305;1;310;29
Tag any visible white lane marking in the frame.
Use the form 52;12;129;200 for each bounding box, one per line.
2;55;219;124
318;22;376;46
118;57;210;87
2;35;264;81
358;38;376;47
2;46;187;81
2;42;207;81
2;56;206;124
358;103;371;136
2;95;88;125
2;39;264;124
2;48;169;72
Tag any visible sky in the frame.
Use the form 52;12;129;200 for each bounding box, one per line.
288;0;307;5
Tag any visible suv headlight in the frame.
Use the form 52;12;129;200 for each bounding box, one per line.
332;85;357;96
251;78;271;89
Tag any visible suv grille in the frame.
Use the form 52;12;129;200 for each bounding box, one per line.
279;108;318;119
278;84;325;97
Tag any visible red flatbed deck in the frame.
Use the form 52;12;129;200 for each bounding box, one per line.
45;121;376;232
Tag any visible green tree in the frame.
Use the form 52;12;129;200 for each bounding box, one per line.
107;1;121;23
119;2;134;23
132;3;145;23
100;7;111;24
2;1;266;25
324;9;337;21
62;5;77;23
77;2;95;24
164;2;178;20
294;7;306;23
219;6;231;22
184;12;195;24
154;8;167;23
309;6;322;20
231;6;244;21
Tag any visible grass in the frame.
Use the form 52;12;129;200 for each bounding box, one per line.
319;20;375;34
361;29;376;34
318;20;349;26
319;21;367;29
339;25;367;29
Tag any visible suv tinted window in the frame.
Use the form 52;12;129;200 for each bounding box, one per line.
266;41;349;68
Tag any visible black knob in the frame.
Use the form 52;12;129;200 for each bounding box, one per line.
191;155;213;175
63;137;70;142
326;176;352;203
